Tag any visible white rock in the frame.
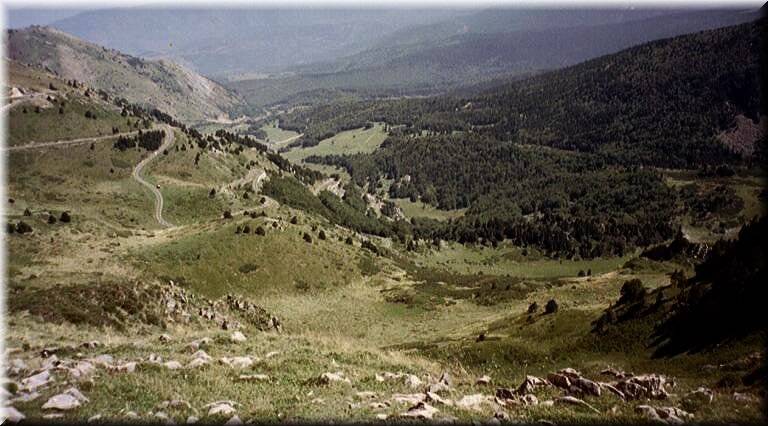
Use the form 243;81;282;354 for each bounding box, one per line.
11;391;40;403
88;414;102;422
41;355;60;370
3;406;25;423
124;411;139;418
230;332;247;343
188;338;212;352
69;361;96;379
375;413;388;420
192;350;212;361
186;415;199;424
207;402;236;416
9;358;28;375
456;394;494;411
224;415;243;425
318;371;351;385
111;362;137;373
42;390;86;410
264;351;280;359
426;391;453;406
219;357;253;369
159;334;172;343
555;396;599;413
164;361;183;370
148;354;163;364
404;374;423;389
392;393;427;405
89;354;114;367
21;370;51;391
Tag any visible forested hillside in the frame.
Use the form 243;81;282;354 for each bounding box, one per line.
283;19;764;168
282;20;765;258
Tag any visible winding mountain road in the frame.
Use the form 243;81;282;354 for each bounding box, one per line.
132;126;175;228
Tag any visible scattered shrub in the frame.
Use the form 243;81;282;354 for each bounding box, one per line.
303;232;313;243
318;230;327;240
59;211;71;223
544;299;559;314
15;221;33;234
255;226;266;236
223;210;232;219
618;279;647;305
527;302;538;314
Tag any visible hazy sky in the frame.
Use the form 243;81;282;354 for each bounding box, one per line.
4;8;97;28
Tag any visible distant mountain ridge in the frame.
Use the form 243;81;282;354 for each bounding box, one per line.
6;26;246;123
46;8;461;77
228;8;760;107
297;8;760;84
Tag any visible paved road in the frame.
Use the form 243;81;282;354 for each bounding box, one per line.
3;131;142;152
131;126;175;228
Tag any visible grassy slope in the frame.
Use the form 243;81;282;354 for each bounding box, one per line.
5;63;764;426
282;124;387;162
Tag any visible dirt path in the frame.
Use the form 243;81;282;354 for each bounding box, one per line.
2;130;142;152
132;126;175;228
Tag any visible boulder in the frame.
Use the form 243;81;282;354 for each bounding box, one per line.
42;387;88;410
426;391;453;406
89;354;114;367
3;406;25;423
224;415;242;425
230;332;247;343
547;373;572;389
558;367;582;379
600;367;632;379
571;377;602;397
192;350;212;361
318;371;351;385
206;401;238;416
392;393;427;405
616;374;669;400
21;370;51;391
683;387;713;409
455;394;494;411
516;375;549;395
636;405;693;424
69;361;96;380
404;374;422;389
219;357;253;369
163;361;183;370
188;338;212;351
554;396;599;413
110;362;137;373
